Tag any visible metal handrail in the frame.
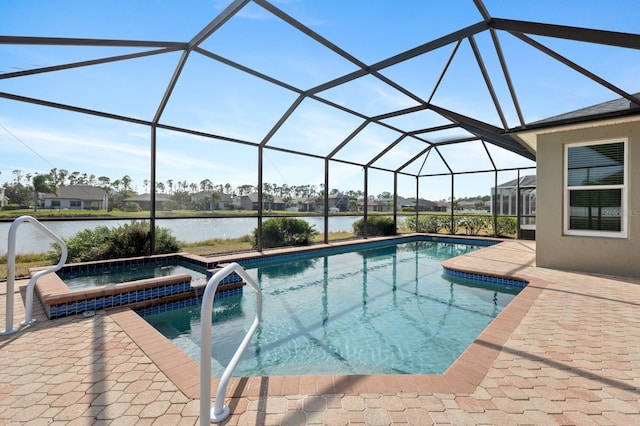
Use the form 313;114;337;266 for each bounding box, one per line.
200;262;262;424
2;215;68;335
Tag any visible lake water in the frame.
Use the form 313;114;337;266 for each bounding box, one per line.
0;216;363;255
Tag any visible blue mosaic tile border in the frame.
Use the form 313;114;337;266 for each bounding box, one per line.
58;255;179;276
48;280;192;319
56;235;495;279
442;267;528;288
238;235;498;268
135;285;243;317
205;270;244;285
428;236;497;247
135;295;203;317
180;257;217;270
58;255;215;277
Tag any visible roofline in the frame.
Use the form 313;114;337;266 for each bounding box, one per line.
511;111;640;153
507;108;640;135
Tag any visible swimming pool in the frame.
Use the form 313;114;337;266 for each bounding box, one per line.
143;240;522;376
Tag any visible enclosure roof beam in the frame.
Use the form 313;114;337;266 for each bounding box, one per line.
252;0;367;69
0;47;181;80
409;123;458;135
0;91;151;126
188;0;250;50
0;35;186;49
370;21;488;71
366;134;407;168
429;104;536;160
489;18;640;50
510;32;640;108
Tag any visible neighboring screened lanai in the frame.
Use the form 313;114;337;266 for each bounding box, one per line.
1;0;639;251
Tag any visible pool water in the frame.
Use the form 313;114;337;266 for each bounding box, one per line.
144;241;521;376
61;263;207;290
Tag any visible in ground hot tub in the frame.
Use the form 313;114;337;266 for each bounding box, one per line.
32;253;244;319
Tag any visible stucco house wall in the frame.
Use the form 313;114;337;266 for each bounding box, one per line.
536;119;640;277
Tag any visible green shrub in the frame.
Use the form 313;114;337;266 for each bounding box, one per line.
50;226;112;262
353;216;396;237
162;200;180;211
123;202;141;212
403;216;418;231
458;215;491;236
495;216;518;237
403;215;444;233
441;215;460;234
253;217;318;249
49;220;179;263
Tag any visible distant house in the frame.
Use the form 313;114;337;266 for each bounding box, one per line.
123;193;172;211
191;191;232;210
327;193;356;212
458;199;490;212
360;198;394;212
490;175;536;217
401;198;447;212
363;199;390;212
296;197;318;212
233;192;285;210
302;193;357;213
42;185;109;210
0;187;7;208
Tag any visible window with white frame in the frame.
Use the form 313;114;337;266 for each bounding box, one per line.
564;139;627;237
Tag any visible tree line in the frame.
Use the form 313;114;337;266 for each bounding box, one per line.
1;168;491;211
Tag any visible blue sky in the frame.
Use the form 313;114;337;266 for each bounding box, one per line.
1;0;639;200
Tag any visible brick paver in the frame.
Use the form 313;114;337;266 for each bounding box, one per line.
2;239;640;424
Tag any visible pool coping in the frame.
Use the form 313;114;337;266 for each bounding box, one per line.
31;252;227;319
107;235;543;400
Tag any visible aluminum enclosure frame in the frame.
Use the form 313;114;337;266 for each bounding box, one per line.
1;0;639;251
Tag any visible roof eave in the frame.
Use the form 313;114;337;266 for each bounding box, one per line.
510;109;640;153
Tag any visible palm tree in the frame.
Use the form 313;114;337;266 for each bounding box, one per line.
57;169;69;186
98;176;111;190
12;169;24;185
121;175;132;191
32;174;57;211
49;167;58;184
69;171;80;185
237;184;253;196
200;179;212;192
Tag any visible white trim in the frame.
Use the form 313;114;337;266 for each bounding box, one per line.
563;138;628;238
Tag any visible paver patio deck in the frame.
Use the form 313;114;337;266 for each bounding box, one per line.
2;239;640;425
